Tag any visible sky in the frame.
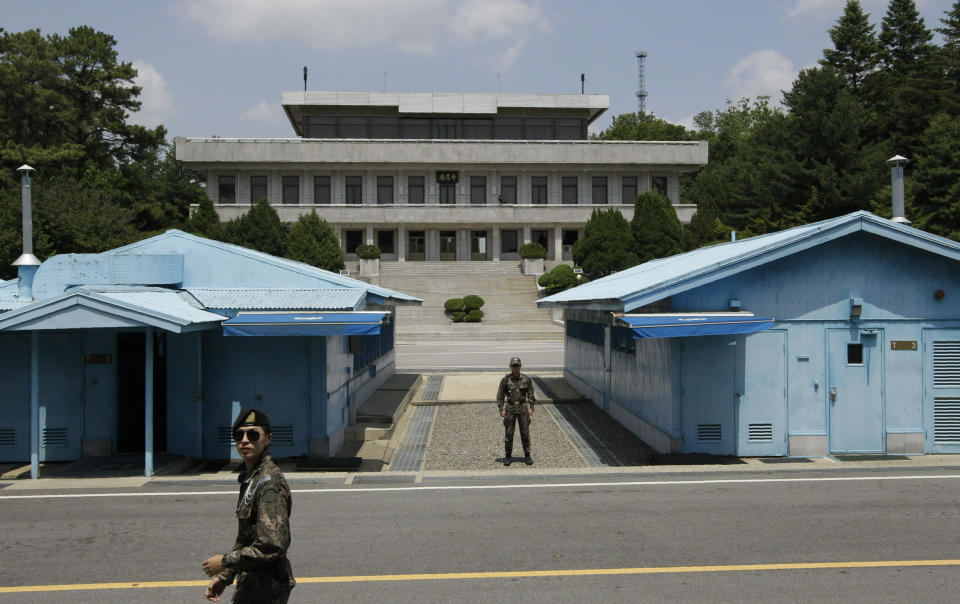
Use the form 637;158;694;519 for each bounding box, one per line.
1;0;956;139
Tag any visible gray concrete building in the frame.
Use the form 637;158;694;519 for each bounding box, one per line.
176;91;708;262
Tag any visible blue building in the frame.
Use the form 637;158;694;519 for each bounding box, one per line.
538;212;960;457
0;229;420;476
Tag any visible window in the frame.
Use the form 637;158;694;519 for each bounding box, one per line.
652;176;668;197
495;118;524;140
531;176;547;205
526;118;552;139
408;231;425;255
439;183;456;204
346;176;363;204
500;176;517;204
562;176;578;204
592;176;608;204
340;117;367;138
501;230;518;254
622;176;638;205
435;119;458;139
313;175;331;204
250;176;268;202
218;176;235;203
439;231;457;260
531;229;549;250
306;116;336;138
377;176;393;205
470;176;486;205
282;175;299;204
556;118;584;140
408;175;424;205
562;230;579;246
344;230;363;254
370;117;400;139
376;230;395;254
402;118;431;138
848;343;864;365
462;119;493;139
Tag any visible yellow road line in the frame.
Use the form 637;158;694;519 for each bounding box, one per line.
3;560;959;593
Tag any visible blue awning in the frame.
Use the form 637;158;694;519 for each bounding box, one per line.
617;313;774;338
222;311;388;336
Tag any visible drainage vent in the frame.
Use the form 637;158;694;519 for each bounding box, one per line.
271;426;294;447
0;428;14;447
697;424;721;441
934;398;960;443
42;428;68;448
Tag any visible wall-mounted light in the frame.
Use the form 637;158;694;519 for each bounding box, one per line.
850;297;863;320
729;298;741;311
935;289;945;301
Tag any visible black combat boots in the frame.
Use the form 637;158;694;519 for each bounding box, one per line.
504;451;512;466
524;453;533;465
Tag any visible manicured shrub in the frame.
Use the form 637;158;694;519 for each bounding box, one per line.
444;298;464;313
462;295;485;311
519;242;547;259
465;309;484;322
356;244;381;259
451;311;466;322
539;264;579;294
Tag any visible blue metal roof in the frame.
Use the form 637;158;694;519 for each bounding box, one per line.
222;311;387;337
539;211;960;312
185;288;365;311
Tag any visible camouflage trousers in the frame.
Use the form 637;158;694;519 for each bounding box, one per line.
503;408;532;455
233;562;294;603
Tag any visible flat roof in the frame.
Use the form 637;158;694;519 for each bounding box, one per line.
281;91;610;135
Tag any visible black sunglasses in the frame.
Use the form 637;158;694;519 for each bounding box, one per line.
233;428;262;443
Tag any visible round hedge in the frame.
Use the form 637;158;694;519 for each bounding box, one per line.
538;264;579;293
451;311;466;322
519;242;547;259
444;298;464;312
466;309;484;322
356;244;381;259
462;295;485;311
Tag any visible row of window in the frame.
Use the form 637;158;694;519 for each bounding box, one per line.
341;228;580;256
303;116;587;141
217;174;668;205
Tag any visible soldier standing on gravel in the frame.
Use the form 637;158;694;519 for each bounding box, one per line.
202;408;295;603
497;357;536;466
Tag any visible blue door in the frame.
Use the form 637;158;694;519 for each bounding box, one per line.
0;335;30;462
827;329;884;453
681;336;736;454
737;330;787;456
40;333;83;461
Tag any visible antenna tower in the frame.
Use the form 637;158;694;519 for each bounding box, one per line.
635;51;647;115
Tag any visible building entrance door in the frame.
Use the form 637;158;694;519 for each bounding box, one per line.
531;229;549;257
407;231;425;261
439;231;457;261
376;230;396;260
561;230;579;260
827;329;884;453
470;231;488;261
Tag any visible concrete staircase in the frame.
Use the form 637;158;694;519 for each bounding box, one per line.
376;261;564;343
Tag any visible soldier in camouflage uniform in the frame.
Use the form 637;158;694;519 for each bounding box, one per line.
202;408;295;603
497;357;536;466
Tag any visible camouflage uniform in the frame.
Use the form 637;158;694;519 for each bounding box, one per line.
218;453;295;603
497;372;536;457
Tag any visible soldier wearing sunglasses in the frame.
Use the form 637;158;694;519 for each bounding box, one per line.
202;408;295;603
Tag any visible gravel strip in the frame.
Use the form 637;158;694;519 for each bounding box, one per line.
553;402;657;466
422;403;588;471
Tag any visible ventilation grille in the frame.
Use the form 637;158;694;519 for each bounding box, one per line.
748;423;773;442
697;424;721;441
0;428;14;447
42;428;68;448
933;342;960;386
218;425;294;446
934;398;960;443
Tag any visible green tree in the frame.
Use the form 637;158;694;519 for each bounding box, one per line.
821;0;880;90
684;197;728;250
632;192;684;262
228;199;287;257
286;210;345;271
909;112;960;239
187;196;223;240
594;112;691;141
937;1;960;112
572;208;639;279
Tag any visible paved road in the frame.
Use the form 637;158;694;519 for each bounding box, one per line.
396;340;564;371
1;469;958;602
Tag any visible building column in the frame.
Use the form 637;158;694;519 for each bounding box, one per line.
492;227;501;262
522;224;532;246
397;224;406;262
553;225;563;262
365;224;374;246
144;327;154;478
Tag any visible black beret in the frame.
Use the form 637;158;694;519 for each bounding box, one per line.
232;408;272;434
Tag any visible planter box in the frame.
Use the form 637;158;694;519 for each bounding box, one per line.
522;257;544;275
359;258;380;277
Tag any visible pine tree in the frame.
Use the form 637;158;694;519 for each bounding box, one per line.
631;191;684;263
229;199;287;257
910;112;960;240
187;196;223;240
571;208;639;279
286;210;345;272
821;0;880;90
684;197;726;250
937;1;960;111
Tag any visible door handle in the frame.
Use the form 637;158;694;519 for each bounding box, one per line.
829;387;838;403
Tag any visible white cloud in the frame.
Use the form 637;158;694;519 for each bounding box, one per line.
724;49;797;103
240;100;286;126
173;0;547;70
127;60;178;128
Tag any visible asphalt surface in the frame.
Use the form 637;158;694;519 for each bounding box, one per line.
395;340;564;371
1;468;958;602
